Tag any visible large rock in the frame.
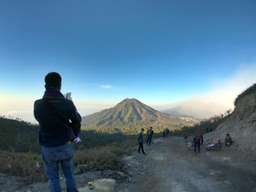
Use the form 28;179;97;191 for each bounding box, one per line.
79;178;116;192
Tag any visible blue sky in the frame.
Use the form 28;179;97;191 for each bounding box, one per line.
0;0;256;121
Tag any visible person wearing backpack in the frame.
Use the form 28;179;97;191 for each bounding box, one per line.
34;72;81;192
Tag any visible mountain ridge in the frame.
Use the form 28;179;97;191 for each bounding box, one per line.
82;98;195;134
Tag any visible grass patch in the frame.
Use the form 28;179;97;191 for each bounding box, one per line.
76;144;128;171
75;137;136;172
0;133;136;184
0;151;46;183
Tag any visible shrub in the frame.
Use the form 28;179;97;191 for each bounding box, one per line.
75;142;134;171
0;151;46;184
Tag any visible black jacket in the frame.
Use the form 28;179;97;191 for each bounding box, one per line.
137;132;144;144
34;89;81;147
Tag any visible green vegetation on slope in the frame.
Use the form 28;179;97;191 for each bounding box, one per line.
174;111;232;136
0;117;136;183
0;117;39;152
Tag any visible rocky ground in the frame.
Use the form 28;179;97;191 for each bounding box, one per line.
1;137;256;192
117;137;256;192
0;165;128;192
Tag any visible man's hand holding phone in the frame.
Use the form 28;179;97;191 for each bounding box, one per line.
73;137;81;144
65;92;82;144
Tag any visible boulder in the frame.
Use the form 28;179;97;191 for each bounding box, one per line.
79;178;116;192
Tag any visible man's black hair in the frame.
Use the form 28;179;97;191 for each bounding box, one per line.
45;72;62;89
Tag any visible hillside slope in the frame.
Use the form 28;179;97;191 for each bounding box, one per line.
0;117;38;152
83;98;195;134
206;84;256;155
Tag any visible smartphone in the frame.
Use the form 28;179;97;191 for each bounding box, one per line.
65;92;72;100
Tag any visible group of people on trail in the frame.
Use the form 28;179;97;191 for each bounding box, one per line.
190;132;234;153
162;128;170;137
137;127;154;155
33;72;235;192
206;133;233;151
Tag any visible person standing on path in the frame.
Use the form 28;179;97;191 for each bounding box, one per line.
34;72;81;192
200;134;204;145
146;128;150;144
146;127;154;145
225;133;233;147
137;128;146;155
193;135;201;153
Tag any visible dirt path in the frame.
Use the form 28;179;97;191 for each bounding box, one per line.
1;137;256;192
118;137;256;192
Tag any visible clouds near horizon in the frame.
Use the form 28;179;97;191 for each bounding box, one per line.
160;64;256;118
1;64;255;122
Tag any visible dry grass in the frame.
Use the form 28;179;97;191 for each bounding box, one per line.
75;142;134;171
76;147;121;170
0;138;136;184
0;151;46;183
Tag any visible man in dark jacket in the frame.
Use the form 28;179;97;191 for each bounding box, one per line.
137;128;146;155
34;72;81;192
225;133;233;147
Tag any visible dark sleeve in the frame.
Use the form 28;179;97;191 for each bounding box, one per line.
34;101;39;122
68;100;82;136
137;133;143;142
137;133;140;141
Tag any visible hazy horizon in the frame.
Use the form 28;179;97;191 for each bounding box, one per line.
0;0;256;122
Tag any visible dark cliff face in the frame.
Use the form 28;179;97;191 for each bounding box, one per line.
234;84;256;120
207;83;256;155
235;84;256;106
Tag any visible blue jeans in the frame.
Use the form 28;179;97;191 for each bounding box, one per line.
147;135;152;145
42;144;78;192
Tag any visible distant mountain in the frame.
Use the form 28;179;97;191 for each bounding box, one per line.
82;98;195;134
